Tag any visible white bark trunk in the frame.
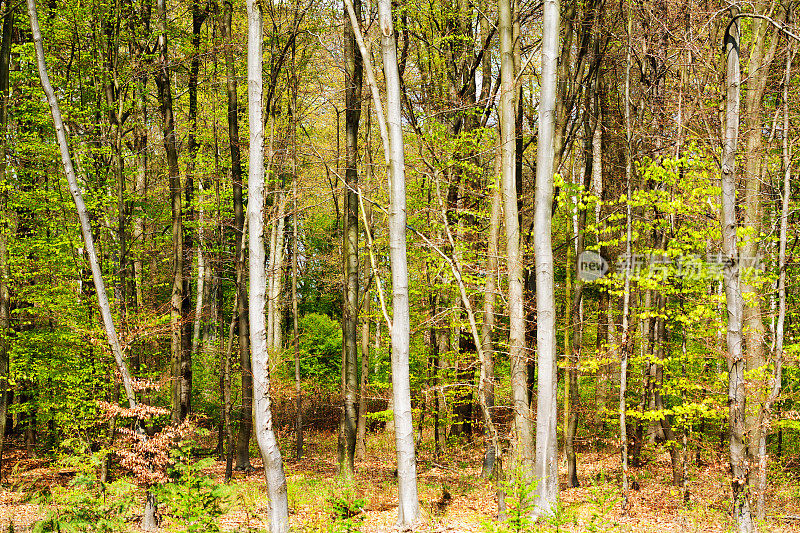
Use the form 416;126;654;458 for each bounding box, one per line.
532;0;559;519
379;0;419;525
191;179;206;358
247;1;289;530
721;10;753;533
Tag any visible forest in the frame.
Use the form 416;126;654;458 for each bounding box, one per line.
0;0;798;530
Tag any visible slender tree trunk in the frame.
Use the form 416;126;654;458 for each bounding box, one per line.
566;98;594;487
290;46;302;462
266;190;285;355
178;0;206;419
342;0;417;521
0;5;12;480
247;0;290;528
341;0;362;477
592;90;607;430
356;293;369;460
619;3;633;508
429;169;500;492
223;217;247;480
532;0;559;519
28;0;136;411
721;10;753;532
220;0;253;470
356;186;373;461
479;14;499;479
480;152;502;479
379;0;419;524
154;0;185;424
132;86;147;319
131;23;148;327
756;42;793;521
741;11;782;470
499;0;532;480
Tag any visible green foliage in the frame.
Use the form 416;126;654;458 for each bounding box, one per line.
583;473;621;532
153;442;231;533
31;467;136;533
294;313;342;383
482;463;539;533
326;482;365;533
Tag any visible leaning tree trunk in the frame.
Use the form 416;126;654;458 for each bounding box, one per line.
247;0;290;530
721;10;753;533
27;0;135;411
532;0;559;519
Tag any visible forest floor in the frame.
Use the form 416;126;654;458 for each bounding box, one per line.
1;430;800;532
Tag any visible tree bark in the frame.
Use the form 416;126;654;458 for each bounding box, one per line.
0;4;12;479
532;0;559;519
219;0;253;471
341;0;362;477
247;0;290;529
154;0;185;424
499;0;532;480
721;9;753;532
378;0;419;524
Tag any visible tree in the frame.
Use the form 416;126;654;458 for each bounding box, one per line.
219;0;254;472
0;0;13;478
379;0;419;524
154;0;187;424
531;0;559;519
720;8;753;532
341;0;363;477
247;0;290;529
499;0;532;483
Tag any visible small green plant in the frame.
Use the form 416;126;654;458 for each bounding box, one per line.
482;462;539;533
585;473;620;532
31;473;136;533
154;442;231;533
231;481;271;532
327;482;365;533
30;443;136;533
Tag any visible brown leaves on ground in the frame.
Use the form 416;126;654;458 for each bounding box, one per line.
2;432;800;532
